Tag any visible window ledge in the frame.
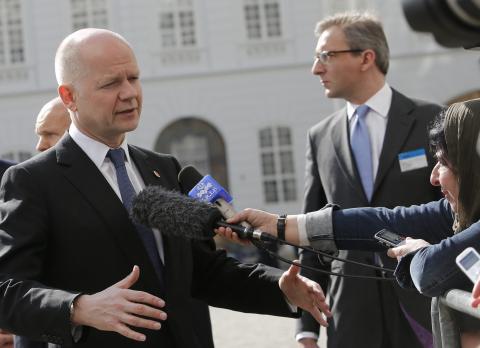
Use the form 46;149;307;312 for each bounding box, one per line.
0;65;30;83
239;38;290;58
153;46;204;66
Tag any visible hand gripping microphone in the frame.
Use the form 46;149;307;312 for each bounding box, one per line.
131;167;396;280
175;166;397;280
178;166;268;241
131;186;395;279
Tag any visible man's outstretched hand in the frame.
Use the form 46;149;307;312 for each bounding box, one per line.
72;266;167;342
279;261;331;327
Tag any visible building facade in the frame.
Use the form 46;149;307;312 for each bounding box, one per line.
0;0;479;214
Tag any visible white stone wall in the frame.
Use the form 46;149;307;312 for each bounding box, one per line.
0;0;478;213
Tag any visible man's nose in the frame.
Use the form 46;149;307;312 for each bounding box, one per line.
119;80;138;100
312;59;325;75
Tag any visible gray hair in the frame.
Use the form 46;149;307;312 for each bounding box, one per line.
314;12;389;75
54;28;132;85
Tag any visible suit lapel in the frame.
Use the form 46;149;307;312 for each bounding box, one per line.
128;145;183;296
374;90;416;193
128;145;175;189
331;109;367;200
55;135;165;293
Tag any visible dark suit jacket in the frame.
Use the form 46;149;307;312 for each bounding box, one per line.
2;158;213;348
0;159;14;178
0;134;293;348
0;160;35;348
297;89;442;348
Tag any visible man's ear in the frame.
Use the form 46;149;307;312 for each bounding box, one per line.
58;85;77;112
360;49;376;72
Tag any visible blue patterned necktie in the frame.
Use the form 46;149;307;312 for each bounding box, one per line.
107;148;165;287
350;105;374;201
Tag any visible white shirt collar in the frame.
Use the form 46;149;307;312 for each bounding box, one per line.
69;123;131;170
347;83;392;120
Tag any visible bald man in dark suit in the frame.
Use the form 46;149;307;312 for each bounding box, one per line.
0;28;329;348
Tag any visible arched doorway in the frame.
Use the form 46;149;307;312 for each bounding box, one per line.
154;117;229;189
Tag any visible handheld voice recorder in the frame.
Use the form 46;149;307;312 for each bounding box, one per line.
374;229;406;248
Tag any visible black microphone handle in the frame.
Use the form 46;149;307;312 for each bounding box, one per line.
215;221;277;242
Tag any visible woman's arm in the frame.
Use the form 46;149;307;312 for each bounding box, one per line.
305;199;454;252
408;222;480;297
220;199;454;253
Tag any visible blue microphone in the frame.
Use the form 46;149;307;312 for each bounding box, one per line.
187;174;238;219
178;166;271;241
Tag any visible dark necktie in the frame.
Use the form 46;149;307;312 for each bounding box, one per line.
107;148;165;287
350;105;374;201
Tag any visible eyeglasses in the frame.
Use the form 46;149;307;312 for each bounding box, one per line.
314;49;364;64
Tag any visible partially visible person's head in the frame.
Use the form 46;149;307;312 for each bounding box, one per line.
311;12;389;102
35;97;71;152
429;99;480;231
55;28;142;148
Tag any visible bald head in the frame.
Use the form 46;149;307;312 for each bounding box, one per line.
55;28;133;85
35;97;71;152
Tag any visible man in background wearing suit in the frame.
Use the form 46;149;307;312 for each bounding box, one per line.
296;12;442;348
35;97;71;152
0;28;330;348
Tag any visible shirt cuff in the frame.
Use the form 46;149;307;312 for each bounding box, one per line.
295;331;319;342
297;214;310;246
305;204;339;255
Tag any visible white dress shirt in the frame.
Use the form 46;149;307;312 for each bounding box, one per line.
69;124;165;262
347;82;392;179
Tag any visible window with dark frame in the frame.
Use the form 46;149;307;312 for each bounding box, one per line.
0;0;25;65
71;0;108;31
158;0;197;49
243;0;282;40
259;125;296;203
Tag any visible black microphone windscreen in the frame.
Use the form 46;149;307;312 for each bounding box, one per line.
131;186;223;240
178;165;204;194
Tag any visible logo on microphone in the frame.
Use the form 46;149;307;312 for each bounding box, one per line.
188;175;233;204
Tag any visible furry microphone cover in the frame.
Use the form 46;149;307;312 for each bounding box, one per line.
131;186;223;240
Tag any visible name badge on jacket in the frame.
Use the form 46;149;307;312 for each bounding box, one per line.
398;148;428;172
